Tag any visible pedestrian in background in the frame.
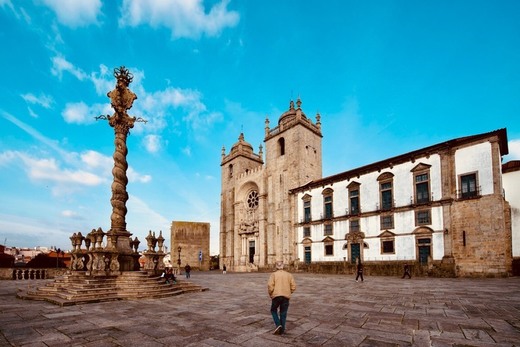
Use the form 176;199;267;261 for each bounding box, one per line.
355;258;364;282
268;261;296;335
402;263;412;279
184;264;191;279
223;264;227;274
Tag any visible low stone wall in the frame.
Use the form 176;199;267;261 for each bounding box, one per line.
284;260;457;278
0;268;68;280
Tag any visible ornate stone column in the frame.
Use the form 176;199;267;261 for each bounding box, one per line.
96;67;146;271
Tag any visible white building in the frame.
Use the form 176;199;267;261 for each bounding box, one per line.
503;161;520;259
291;128;511;276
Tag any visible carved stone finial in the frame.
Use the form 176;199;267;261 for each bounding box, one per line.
264;116;270;137
114;66;134;86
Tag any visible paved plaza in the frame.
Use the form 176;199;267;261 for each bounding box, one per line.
1;271;519;346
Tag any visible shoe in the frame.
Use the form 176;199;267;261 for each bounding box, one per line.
356;280;358;282
274;326;282;335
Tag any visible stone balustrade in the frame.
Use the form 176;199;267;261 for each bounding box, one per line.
68;228;166;276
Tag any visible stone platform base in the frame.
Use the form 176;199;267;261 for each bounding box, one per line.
16;270;208;306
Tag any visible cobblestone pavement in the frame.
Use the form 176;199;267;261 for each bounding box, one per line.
1;272;520;346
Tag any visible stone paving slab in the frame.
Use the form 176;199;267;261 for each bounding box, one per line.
1;272;520;346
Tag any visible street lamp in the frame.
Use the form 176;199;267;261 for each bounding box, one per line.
177;246;182;267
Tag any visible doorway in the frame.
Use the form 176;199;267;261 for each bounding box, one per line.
417;238;431;264
304;246;311;264
350;243;360;263
249;240;255;263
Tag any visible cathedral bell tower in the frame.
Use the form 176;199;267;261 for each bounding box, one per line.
219;97;323;271
263;97;323;265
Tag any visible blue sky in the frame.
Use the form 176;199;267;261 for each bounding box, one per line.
1;0;519;255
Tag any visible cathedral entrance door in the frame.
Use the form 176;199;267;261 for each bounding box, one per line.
350;243;360;263
304;246;311;264
249;240;255;263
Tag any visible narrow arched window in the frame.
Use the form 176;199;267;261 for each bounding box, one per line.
278;137;285;156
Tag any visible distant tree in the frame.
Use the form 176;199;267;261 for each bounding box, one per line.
26;253;66;268
0;253;15;268
210;255;220;270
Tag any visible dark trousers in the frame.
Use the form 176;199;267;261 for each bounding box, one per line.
271;296;290;332
356;271;364;281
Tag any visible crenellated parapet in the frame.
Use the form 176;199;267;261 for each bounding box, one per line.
237;164;263;180
264;97;322;141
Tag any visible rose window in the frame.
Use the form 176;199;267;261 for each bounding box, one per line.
247;190;259;209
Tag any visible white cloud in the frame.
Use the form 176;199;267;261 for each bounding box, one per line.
41;0;102;28
0;0;19;20
507;139;520;161
20;155;104;186
51;56;88;80
81;150;113;177
61;210;82;220
62;102;89;124
144;87;222;131
128;167;152;183
1;111;151;193
2;111;66;157
51;59;221;143
80;150;151;183
182;146;191;156
90;64;114;96
0;0;13;7
21;93;54;108
127;195;171;228
62;102;110;124
27;107;38;118
0;150;16;166
119;0;239;39
143;134;161;153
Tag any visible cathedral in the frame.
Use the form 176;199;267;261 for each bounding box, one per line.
220;98;517;276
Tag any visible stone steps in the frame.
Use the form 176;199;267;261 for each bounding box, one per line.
16;271;208;306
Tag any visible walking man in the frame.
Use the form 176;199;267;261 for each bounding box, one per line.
402;263;412;279
268;261;296;335
355;258;364;282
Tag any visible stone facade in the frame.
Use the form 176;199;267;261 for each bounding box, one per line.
220;99;514;276
220;98;322;271
171;221;210;271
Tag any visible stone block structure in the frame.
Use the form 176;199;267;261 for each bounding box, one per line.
171;221;210;271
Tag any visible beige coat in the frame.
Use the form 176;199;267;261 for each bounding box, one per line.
268;270;296;299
